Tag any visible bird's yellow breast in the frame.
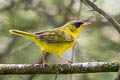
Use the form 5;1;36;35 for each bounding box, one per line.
33;38;75;54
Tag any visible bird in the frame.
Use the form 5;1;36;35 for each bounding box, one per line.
9;20;90;67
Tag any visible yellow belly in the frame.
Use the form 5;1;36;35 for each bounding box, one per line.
43;41;74;53
33;38;75;57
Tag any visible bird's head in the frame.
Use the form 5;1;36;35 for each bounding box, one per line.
64;20;91;35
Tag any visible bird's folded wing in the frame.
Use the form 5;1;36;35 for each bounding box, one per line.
34;29;74;42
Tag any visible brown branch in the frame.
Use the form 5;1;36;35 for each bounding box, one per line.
0;62;119;74
85;0;120;33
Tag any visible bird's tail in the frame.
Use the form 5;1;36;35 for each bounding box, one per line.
9;29;36;38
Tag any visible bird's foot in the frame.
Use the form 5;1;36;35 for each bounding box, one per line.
68;61;73;64
61;57;73;64
43;61;47;68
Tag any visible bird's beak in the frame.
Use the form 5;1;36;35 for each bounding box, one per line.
82;22;91;26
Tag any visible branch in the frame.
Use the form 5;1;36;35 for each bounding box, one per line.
0;62;119;74
85;0;120;33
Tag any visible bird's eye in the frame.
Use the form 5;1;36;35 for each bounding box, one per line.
73;22;83;28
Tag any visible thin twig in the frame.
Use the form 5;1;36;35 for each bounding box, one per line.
85;0;120;33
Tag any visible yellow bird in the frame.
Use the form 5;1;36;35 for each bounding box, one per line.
9;20;90;66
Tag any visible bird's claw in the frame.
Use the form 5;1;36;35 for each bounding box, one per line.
68;61;73;64
43;62;47;68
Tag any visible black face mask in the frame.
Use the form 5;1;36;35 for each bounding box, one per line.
73;22;84;28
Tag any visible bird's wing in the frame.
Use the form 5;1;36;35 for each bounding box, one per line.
34;29;74;42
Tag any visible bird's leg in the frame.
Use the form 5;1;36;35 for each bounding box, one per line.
41;50;46;67
61;57;73;64
57;53;73;64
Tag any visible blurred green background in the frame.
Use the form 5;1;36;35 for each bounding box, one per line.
0;0;120;80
